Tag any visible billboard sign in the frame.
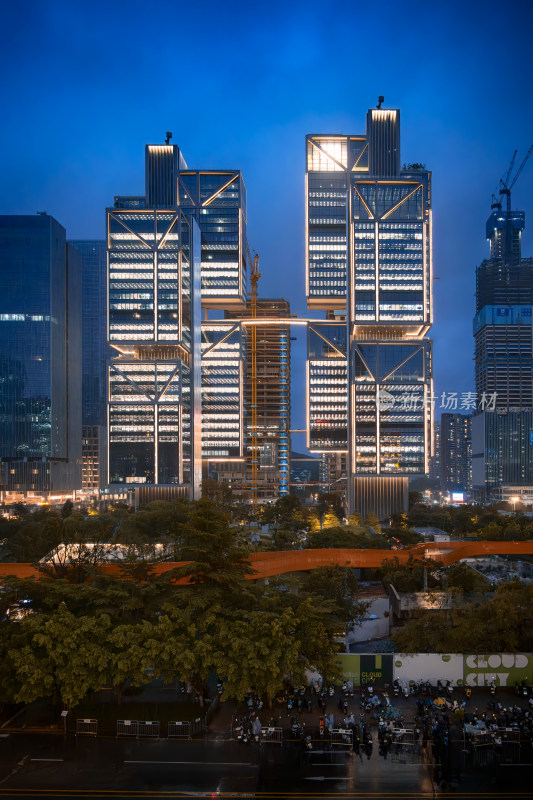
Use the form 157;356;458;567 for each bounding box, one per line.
464;654;533;686
336;653;393;686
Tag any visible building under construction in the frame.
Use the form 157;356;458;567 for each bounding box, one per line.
226;298;291;501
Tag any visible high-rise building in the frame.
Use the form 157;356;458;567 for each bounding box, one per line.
68;240;108;492
472;410;533;492
319;452;347;497
107;145;202;502
472;202;533;498
305;106;433;518
440;413;471;492
227;298;291;500
474;210;533;410
428;419;441;485
201;319;245;467
0;214;81;498
176;168;248;310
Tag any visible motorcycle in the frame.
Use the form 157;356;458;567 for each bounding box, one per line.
489;679;496;696
446;680;453;698
402;681;409;700
392;679;400;697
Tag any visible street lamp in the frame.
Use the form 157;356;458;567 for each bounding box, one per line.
511;496;520;513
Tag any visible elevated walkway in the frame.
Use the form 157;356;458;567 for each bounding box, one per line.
0;541;532;582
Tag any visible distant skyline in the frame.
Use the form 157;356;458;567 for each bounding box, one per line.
2;0;532;453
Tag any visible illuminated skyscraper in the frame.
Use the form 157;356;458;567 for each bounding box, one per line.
107;145;202;502
106;141;250;502
306;106;433;518
472;203;533;498
68;239;108;492
440;413;471;492
177;169;248;310
0;214;82;497
474;210;533;410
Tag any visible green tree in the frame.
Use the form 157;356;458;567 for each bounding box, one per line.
168;498;255;590
201;479;234;515
7;607;112;708
300;565;368;632
322;510;340;529
364;511;382;533
347;511;362;526
61;499;74;518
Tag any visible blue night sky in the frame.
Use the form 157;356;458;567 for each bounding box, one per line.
2;0;533;454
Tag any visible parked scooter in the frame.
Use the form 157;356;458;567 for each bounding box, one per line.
489;679;496;696
446;680;453;698
393;679;400;698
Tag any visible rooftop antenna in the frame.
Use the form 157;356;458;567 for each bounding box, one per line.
376;95;384;109
165;131;172;145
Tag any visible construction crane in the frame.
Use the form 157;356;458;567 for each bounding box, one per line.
249;254;261;507
496;145;533;264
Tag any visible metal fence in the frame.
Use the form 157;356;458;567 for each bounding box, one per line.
330;728;353;749
117;720;139;737
76;719;98;736
391;728;420;764
259;726;283;745
497;728;521;765
471;732;494;768
168;721;191;739
138;720;160;737
189;717;206;737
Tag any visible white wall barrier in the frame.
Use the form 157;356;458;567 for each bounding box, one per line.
393;653;464;686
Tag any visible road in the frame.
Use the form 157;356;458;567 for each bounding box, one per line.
0;731;530;799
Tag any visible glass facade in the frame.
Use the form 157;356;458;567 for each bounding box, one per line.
68;241;108;427
200;321;244;460
474;209;533;412
0;215;81;492
178;171;247;308
352;340;431;476
69;240;108;491
108;151;201;495
440;413;471;492
472;410;533;491
306;109;433;516
307;322;347;451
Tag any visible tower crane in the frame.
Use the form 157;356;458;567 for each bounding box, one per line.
249;254;261;507
497;145;533;264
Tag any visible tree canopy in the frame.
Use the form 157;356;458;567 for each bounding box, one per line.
392;580;533;653
0;497;368;711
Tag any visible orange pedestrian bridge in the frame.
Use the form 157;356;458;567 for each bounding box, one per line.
0;540;532;582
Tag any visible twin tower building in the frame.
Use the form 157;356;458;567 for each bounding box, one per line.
107;105;433;517
0;105;433;518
